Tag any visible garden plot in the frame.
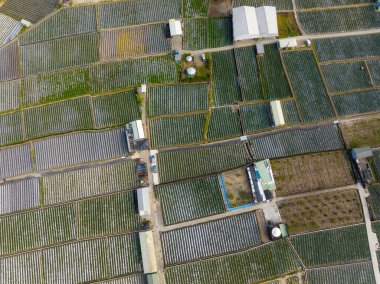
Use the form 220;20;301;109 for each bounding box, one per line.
43;159;139;205
93;91;140;128
208;17;233;48
161;211;261;265
257;44;292;100
0;144;33;179
314;33;380;62
232;0;293;10
21;67;91;106
155;175;225;225
0;252;42;283
240;103;271;133
0;40;19;81
183;0;210;17
235;46;261;101
98;274;147;284
290;224;371;267
0;79;19;112
223;167;254;208
90;55;177;94
340;116;380;147
0;111;24;145
272;151;354;197
282;50;335;122
0;0;57;23
367;59;380;86
78;191;141;238
149;113;205;148
306;262;376;284
212;50;241;106
0;178;40;215
148;83;209;117
157;142;252;183
20;33;99;76
368;184;380;220
295;0;371;9
0;204;77;256
281;100;300;124
24;96;93;139
34;127;128;171
100;23;170;61
43;234;142;283
97;0;180;29
321;61;372;93
164;239;302;284
333;90;380;116
249;124;344;159
207;107;241;141
298;6;380;34
19;6;97;45
278;188;363;233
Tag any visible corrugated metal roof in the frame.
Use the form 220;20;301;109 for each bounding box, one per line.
0;13;22;46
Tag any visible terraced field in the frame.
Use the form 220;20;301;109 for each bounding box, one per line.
157;142;252;183
148;83;209;117
155;176;226;225
149;113;205;148
93;91;140;128
164;239;302;284
240;103;271;133
207;107;242;141
43;159;139;205
290;224;371;267
333;90;380;116
161;212;261;265
282;50;335;122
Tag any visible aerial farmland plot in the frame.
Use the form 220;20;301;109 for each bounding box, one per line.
0;80;20;112
155;175;226;225
0;252;42;283
183;0;210;17
278;188;363;233
0;40;19;81
0;143;33;179
367;59;380;86
368;184;380;220
272;150;355;197
0;111;24;146
240;103;271;134
340;116;380;147
333;90;380;117
207;106;242;141
295;0;371;9
281;100;300;124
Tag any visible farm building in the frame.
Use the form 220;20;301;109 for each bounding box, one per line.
352;147;374;185
137;187;151;217
255;159;276;191
169;19;182;37
270;100;285;126
232;6;278;41
150;150;160;185
125;120;147;152
139;231;158;274
278;38;297;49
352;147;373;160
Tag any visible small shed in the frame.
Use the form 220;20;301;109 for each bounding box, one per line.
137;187;151;216
256;43;265;55
169;19;182;37
352;147;373;160
270;100;285;126
139;231;158;274
278;38;297;49
254;159;276;190
132;120;145;140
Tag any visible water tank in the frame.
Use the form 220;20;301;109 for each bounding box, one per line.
271;227;282;238
187;67;196;76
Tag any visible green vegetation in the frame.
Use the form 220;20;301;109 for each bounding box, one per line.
277;13;301;38
333;90;380;117
207;107;242;141
0;111;24;146
183;0;210;17
240;103;271;133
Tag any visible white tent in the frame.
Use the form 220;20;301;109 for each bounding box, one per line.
270;100;285;126
169;19;182;37
233;6;278;41
137;187;151;216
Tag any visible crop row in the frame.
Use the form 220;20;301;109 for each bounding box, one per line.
157;141;252;183
164;239;302;284
0;13;23;46
183;0;210;17
0;110;24;145
281;100;301;124
374;148;380;178
155;175;226;225
161;211;261;265
240;103;271;134
232;0;293;10
295;0;371;9
282;50;335;122
100;23;171;61
148;83;209;117
0;80;19;112
368;184;380;220
367;59;380;86
290;224;371;267
332;90;380;117
0;0;57;23
0;41;19;81
207;107;241;141
149;113;206;148
0;143;33;179
249;123;344;159
43;159;139;205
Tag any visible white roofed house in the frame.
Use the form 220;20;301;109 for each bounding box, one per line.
270;100;285;126
137;187;151;217
232;6;278;41
169;19;183;37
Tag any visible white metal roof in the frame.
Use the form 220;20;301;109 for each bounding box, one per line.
137;187;151;216
270;100;285;126
278;38;297;49
169;19;182;36
139;231;158;273
256;6;278;36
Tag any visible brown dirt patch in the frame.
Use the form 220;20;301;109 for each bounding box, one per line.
209;0;231;17
341;116;380;148
277;12;302;38
278;188;364;234
222;167;253;207
272;150;355;197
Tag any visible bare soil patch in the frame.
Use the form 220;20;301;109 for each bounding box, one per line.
341;116;380;148
272;150;355;197
222;167;254;207
278;188;363;234
209;0;231;17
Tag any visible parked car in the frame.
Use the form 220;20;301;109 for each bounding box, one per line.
305;39;311;47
